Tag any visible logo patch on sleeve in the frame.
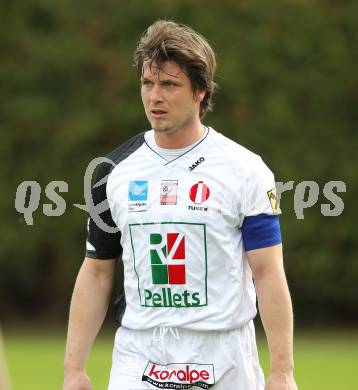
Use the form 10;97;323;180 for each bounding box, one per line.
267;188;281;214
142;362;215;389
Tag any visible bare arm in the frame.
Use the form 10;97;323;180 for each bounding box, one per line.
63;257;116;390
246;244;297;390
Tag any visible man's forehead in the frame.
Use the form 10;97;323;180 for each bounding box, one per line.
142;60;183;79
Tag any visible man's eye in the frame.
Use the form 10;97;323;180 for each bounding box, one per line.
142;80;152;86
163;82;175;87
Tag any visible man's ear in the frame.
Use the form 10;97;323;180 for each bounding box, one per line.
194;89;206;103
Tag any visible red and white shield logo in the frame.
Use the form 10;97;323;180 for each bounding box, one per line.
189;181;210;205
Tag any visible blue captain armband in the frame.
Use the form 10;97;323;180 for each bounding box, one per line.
241;214;282;251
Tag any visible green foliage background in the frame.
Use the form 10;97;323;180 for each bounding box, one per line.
1;0;357;325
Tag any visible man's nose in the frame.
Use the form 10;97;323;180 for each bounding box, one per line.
150;84;164;103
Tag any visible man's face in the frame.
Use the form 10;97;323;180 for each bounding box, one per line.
141;60;204;134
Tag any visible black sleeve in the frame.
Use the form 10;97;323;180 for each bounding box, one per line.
85;160;122;260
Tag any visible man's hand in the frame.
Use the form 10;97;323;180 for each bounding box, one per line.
265;372;298;390
63;370;92;390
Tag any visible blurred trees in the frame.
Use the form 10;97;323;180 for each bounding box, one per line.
1;0;357;325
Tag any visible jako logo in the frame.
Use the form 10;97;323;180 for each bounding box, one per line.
189;157;205;171
150;233;186;284
142;362;215;389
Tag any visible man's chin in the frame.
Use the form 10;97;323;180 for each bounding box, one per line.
152;124;175;134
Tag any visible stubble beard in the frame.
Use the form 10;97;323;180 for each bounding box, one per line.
151;113;193;136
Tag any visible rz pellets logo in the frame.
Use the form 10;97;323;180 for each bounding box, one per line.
150;233;186;284
129;222;209;308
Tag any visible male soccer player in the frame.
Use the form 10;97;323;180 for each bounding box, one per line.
63;20;297;390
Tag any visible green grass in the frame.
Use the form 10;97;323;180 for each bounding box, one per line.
3;328;358;389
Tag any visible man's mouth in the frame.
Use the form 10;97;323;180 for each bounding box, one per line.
150;109;167;118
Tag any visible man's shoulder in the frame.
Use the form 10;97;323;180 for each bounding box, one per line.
94;132;146;181
106;132;146;164
209;127;262;166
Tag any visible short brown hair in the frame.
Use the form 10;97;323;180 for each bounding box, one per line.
134;20;217;118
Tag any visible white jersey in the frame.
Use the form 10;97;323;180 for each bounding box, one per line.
86;127;280;331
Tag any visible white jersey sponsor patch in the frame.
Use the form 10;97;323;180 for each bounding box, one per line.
129;222;208;308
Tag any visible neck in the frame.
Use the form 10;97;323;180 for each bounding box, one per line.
154;120;205;149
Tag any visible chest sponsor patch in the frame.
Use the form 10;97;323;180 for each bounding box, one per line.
142;362;215;389
160;180;178;205
129;222;208;308
189;181;210;205
128;181;149;212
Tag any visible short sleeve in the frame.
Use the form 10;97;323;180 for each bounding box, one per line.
85;161;122;260
243;156;281;217
241;156;282;251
